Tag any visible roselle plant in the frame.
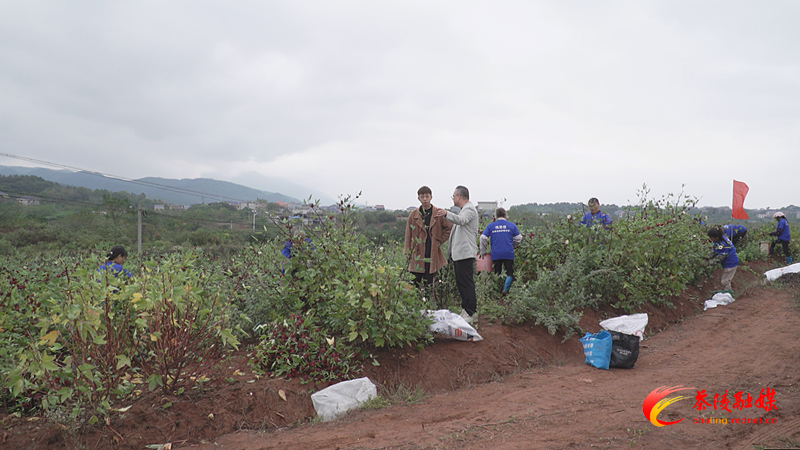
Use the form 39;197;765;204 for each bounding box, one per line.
131;253;241;395
502;186;714;336
252;314;360;382
234;193;432;351
1;250;240;424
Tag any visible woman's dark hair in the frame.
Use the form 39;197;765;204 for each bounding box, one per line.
707;227;723;240
107;245;128;261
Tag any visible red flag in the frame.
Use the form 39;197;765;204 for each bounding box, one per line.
732;180;749;220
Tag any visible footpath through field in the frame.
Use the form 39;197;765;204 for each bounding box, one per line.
199;275;800;450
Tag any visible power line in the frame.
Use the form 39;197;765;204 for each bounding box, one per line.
0;152;254;204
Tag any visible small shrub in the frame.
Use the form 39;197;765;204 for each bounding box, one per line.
504;186;708;334
0;238;16;257
251;313;361;382
236;194;432;350
132;253;241;395
1;250;240;424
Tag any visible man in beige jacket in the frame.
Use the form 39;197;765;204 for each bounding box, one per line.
435;185;479;323
404;186;453;289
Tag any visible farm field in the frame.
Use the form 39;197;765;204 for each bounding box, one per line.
4;259;800;450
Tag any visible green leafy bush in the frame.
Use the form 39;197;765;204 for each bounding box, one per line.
1;250;240;424
236;195;433;380
235;195;431;351
129;253;241;394
496;186;710;334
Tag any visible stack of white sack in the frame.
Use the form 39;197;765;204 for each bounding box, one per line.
599;313;648;340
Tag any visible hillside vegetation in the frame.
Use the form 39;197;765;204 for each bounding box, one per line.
3;185;797;436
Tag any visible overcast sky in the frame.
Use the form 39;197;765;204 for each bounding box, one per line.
1;1;798;211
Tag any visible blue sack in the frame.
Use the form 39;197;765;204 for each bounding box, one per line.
579;330;612;370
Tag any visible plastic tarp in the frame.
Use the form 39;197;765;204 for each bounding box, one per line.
703;292;735;310
764;263;800;282
311;377;377;422
599;313;648;340
426;309;483;341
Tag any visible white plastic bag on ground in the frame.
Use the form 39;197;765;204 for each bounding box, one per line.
703;292;735;310
426;309;483;341
764;263;800;282
311;377;377;422
599;313;648;340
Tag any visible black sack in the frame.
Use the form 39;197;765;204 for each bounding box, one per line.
608;330;640;369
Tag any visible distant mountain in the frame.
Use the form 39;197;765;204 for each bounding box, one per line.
134;177;299;205
229;171;337;205
0;166;300;205
0;166;128;192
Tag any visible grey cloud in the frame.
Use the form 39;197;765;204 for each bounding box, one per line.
1;1;799;208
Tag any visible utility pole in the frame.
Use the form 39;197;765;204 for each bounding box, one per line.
137;200;142;253
253;211;258;231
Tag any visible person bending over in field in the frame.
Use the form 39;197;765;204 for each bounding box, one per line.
769;212;792;265
722;224;747;247
281;230;313;275
704;227;738;292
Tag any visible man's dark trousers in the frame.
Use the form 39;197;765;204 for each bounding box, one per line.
453;258;477;316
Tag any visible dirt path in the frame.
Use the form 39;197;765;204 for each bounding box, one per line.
197;275;800;450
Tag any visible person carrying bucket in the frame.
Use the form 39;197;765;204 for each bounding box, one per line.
479;207;522;295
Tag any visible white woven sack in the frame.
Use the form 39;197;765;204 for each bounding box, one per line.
599;313;648;340
426;309;483;342
703;292;735;311
311;377;377;422
764;263;800;282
